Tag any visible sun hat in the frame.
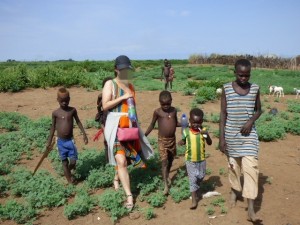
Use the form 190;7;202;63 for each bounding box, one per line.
115;55;133;70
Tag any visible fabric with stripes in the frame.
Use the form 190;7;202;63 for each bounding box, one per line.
182;128;206;162
224;82;259;157
109;79;143;167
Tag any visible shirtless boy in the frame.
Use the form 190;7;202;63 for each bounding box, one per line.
145;90;180;194
46;87;88;184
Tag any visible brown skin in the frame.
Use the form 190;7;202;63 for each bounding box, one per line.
145;98;179;138
178;113;212;209
47;94;88;184
219;65;262;222
145;97;180;195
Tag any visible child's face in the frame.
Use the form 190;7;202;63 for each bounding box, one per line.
57;95;70;109
235;65;251;86
159;98;172;112
189;114;203;130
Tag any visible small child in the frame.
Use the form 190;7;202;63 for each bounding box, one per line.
46;87;88;184
178;108;212;209
145;90;180;195
167;63;175;90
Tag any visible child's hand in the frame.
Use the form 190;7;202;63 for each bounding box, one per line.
177;140;185;146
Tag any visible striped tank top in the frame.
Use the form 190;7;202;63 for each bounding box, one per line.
110;79;135;128
224;82;259;157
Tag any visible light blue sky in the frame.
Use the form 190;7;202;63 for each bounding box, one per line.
0;0;299;61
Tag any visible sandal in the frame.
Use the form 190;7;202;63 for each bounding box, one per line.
113;179;120;190
124;195;134;212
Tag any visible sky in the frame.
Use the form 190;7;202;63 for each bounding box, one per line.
0;0;299;61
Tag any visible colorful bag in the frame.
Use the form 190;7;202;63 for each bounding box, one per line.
117;128;139;141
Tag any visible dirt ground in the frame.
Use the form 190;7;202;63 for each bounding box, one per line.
1;87;300;225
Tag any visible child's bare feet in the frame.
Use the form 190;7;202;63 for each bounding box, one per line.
163;185;169;195
230;188;237;207
247;199;261;222
190;191;198;210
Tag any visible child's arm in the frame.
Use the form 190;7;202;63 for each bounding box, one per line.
219;88;227;154
46;112;56;148
175;109;181;127
73;109;88;144
177;130;186;146
202;130;212;145
145;110;158;136
240;89;262;135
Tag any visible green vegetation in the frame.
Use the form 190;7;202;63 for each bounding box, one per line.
0;60;300;223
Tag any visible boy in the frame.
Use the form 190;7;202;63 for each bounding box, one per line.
145;90;180;195
46;87;88;184
219;59;262;222
168;62;175;90
178;108;212;210
161;59;170;90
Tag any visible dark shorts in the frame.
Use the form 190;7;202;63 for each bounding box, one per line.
57;138;78;161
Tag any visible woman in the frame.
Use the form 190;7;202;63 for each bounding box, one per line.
102;55;153;211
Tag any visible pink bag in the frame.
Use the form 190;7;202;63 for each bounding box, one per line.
117;128;139;141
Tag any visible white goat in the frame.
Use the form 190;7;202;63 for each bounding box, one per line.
294;88;300;99
269;85;284;97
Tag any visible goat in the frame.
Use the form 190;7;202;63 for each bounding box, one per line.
269;85;284;97
294;88;300;99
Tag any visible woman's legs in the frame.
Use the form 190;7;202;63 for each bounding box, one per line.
115;154;133;208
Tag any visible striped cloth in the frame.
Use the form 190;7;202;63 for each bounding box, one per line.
224;82;259;157
182;128;206;162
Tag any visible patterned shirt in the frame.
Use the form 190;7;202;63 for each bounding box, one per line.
224;82;259;157
182;128;206;162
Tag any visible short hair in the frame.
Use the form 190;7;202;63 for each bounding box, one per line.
102;77;113;88
190;108;204;118
57;87;69;98
234;59;251;70
159;90;172;101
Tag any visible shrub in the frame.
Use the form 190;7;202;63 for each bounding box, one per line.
98;189;128;222
0;200;37;224
64;188;96;220
146;192;167;207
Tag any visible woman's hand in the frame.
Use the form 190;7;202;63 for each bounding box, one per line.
122;92;133;100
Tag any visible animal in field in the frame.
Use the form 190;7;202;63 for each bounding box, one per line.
269;85;284;97
294;88;300;99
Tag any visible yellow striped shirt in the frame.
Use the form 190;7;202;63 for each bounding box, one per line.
183;128;206;162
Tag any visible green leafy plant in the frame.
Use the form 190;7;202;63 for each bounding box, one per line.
64;187;96;220
98;189;128;222
146;192;167;207
0;200;37;224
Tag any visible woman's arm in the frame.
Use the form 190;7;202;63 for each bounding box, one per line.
102;80;132;111
219;88;227;154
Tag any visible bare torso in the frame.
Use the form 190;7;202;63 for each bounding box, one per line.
156;107;178;138
53;107;76;139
